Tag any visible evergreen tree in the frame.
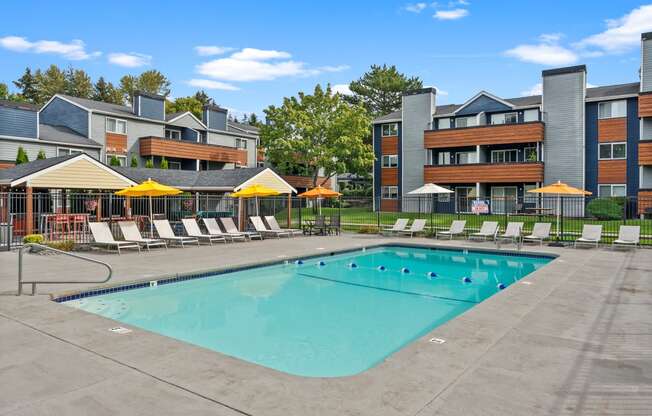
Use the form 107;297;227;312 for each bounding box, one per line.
93;77;124;105
15;146;29;165
120;70;171;104
249;113;261;127
109;155;121;166
13;68;38;103
193;90;214;106
348;64;423;116
36;149;46;160
159;157;168;169
130;155;138;167
145;158;154;168
34;65;67;104
64;67;93;99
241;114;249;124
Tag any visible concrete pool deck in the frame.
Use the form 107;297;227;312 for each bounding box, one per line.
0;235;650;415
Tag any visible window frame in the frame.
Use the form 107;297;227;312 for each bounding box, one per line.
168;161;182;170
598;142;627;160
455;116;477;128
598;100;627;119
455;151;477;165
57;147;84;157
381;123;398;137
523;109;539;122
491;112;518;125
105;117;128;135
165;129;181;140
491;149;519;163
598;184;626;197
105;154;127;166
235;138;248;149
437;151;451;166
381;185;399;199
437;118;451;130
381;154;398;168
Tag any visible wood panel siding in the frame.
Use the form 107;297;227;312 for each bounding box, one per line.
380;199;399;212
424;162;543;184
381;136;398;155
105;132;128;154
381;168;398;185
424;122;544;149
598;160;627;183
597;118;627;142
639;141;652;165
281;175;332;189
0;162;15;170
639;93;652;118
27;159;133;189
140;137;247;164
638;190;652;215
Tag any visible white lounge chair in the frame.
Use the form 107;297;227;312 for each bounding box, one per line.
88;222;140;254
574;224;602;248
469;221;499;241
496;222;523;245
264;216;303;237
382;218;409;235
612;225;640;249
181;218;227;245
436;220;466;240
523;223;551;246
250;216;291;238
153;219;200;247
118;221;167;251
202;218;247;242
219;217;262;240
399;219;426;237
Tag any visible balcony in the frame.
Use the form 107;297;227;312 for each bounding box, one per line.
640;141;652;166
424;162;544;184
640;92;652;118
424;121;544;149
139;137;247;164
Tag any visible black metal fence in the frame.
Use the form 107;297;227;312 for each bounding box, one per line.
1;191;651;249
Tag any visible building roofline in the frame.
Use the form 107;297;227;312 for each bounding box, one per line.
403;87;437;96
642;32;652;41
203;104;228;113
134;90;166;100
542;65;587;77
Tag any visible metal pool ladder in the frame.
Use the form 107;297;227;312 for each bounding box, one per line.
17;243;113;296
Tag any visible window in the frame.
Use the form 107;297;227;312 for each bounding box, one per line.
57;147;83;156
598;100;627;119
455;151;476;164
455;116;477;128
524;146;537;162
381;186;398;199
106;117;127;134
599;142;626;160
235;138;248;149
491;112;518;125
438;118;451;129
105;154;127;166
524;184;537;203
437;151;451;165
598;184;626;197
491;149;518;163
381;123;398;136
381;154;398;168
165;129;181;140
168;161;181;170
438;186;451;202
523;109;539;122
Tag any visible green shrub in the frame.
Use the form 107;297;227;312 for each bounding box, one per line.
23;234;45;244
15;146;29;164
159;157;168;169
36;149;46;160
45;240;75;252
586;198;623;220
130;155;139;167
357;225;378;234
145;158;154;168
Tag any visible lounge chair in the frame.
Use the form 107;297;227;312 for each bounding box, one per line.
88;222;140;254
153;219;200;247
469;221;499;241
612;225;640;249
496;222;523;245
436;220;466;240
574;224;602;248
264;216;303;236
181;218;227;245
219;217;262;241
118;221;167;251
523;223;551;246
250;216;292;238
399;219;426;237
201;218;247;242
382;218;409;236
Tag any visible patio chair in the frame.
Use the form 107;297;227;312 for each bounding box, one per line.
328;215;341;235
469;221;499;241
496;222;523;245
399;219;426;237
612;225;640;249
118;221;167;251
435;220;466;240
574;224;602;248
201;218;246;242
88;222;140;254
153;219;200;247
523;223;551;246
181;218;227;245
250;216;292;238
219;217;262;241
264;216;303;236
382;218;409;236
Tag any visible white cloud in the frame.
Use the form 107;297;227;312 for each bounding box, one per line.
405;3;427;13
433;8;468;20
317;65;350;73
108;52;152;67
539;33;563;44
575;4;652;53
187;79;240;91
230;48;291;61
0;36;100;60
194;45;234;56
331;84;353;95
505;43;578;66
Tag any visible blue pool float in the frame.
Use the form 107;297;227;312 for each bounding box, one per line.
462;276;472;283
427;271;437;278
497;283;506;290
318;261;326;266
401;267;410;274
377;265;386;271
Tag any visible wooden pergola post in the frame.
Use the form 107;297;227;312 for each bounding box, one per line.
25;186;33;235
125;196;131;219
238;197;245;231
96;195;102;221
287;194;292;228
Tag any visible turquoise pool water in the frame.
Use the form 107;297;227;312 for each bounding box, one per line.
64;246;551;377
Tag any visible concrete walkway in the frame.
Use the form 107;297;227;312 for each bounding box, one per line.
0;235;650;415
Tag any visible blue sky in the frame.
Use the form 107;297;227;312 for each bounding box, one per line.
1;1;651;117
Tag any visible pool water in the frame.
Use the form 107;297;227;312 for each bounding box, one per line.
64;246;551;377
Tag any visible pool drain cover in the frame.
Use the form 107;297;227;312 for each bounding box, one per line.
429;337;446;344
109;327;132;334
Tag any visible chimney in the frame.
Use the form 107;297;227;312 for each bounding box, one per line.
133;91;165;121
202;104;228;131
642;32;652;92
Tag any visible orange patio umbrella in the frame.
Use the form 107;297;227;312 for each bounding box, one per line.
298;186;342;215
527;181;592;241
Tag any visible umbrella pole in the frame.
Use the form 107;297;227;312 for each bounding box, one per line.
149;195;153;237
556;193;560;241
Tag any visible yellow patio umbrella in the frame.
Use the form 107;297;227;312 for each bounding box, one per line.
231;184;280;216
298;186;341;215
527;181;592;241
115;178;182;235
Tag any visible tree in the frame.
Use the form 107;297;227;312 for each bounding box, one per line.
130;155;139;167
347;64;423;116
261;84;374;188
0;83;8;99
248;113;261;127
145;158;154;168
15;146;29;165
166;96;203;119
120;70;171;104
36;149;46;160
159;157;168;169
92;77;124;105
109;155;121;167
64;67;93;99
13;68;38;103
193;90;214;106
34;65;67;104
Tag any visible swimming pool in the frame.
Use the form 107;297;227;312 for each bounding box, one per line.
62;245;552;377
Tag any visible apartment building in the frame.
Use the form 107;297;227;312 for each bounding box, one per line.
373;32;652;213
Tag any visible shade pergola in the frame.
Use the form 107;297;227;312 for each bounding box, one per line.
527;181;592;241
115;178;182;235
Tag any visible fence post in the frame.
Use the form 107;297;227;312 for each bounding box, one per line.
5;191;11;251
376;197;381;233
560;197;565;243
298;197;302;228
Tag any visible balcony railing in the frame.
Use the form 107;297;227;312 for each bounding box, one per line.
424;121;544;148
139;136;247;164
424;161;544;183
